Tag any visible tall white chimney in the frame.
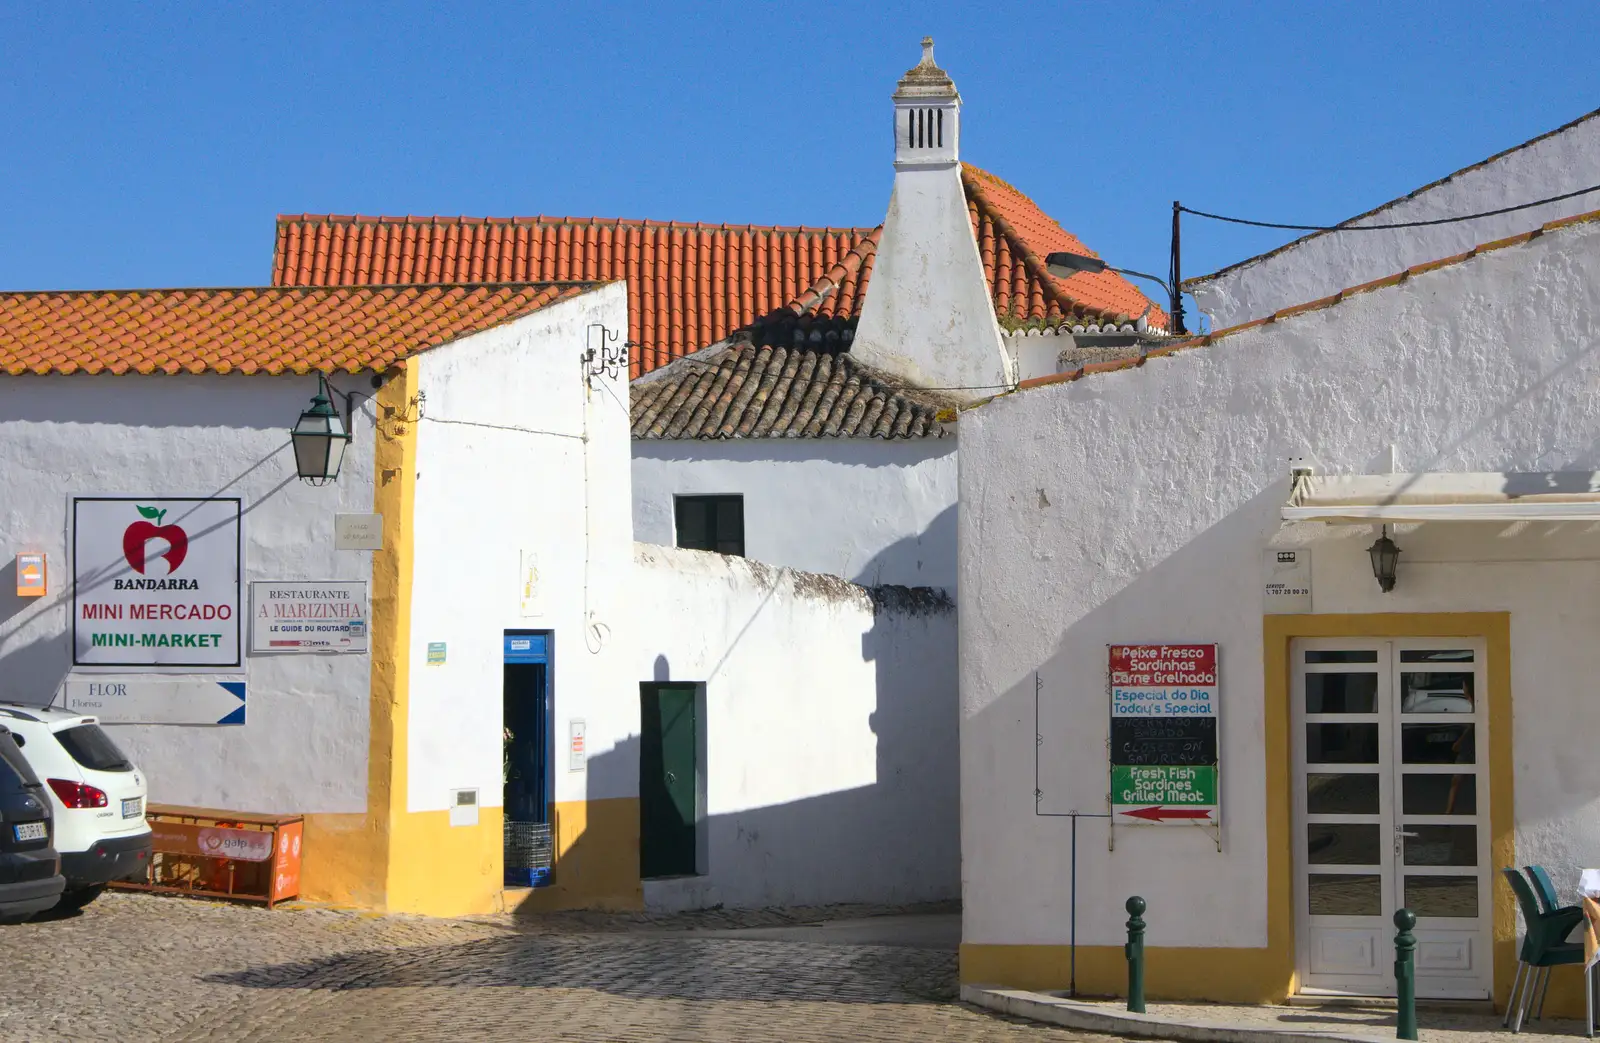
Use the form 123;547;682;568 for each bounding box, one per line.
850;38;1012;401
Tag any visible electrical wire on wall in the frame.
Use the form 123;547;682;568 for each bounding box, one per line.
579;322;628;655
1033;670;1112;999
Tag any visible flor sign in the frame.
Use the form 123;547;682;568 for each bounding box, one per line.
72;498;242;668
1109;644;1220;827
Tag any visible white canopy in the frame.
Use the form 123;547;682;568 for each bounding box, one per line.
1282;471;1600;523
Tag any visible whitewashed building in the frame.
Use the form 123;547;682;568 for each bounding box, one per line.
271;40;1168;592
0;272;964;917
1187;106;1600;330
959;204;1600;1016
0;280;635;917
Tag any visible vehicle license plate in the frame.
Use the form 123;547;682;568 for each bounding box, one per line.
13;822;45;842
121;797;142;819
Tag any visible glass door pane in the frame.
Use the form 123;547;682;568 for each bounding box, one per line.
1391;641;1489;998
1294;640;1394;996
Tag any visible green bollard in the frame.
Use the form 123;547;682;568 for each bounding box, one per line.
1394;908;1417;1041
1126;896;1147;1014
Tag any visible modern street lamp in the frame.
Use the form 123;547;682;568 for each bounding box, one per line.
290;374;352;486
1046;251;1186;335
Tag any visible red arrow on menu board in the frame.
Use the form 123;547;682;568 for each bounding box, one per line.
1120;806;1213;822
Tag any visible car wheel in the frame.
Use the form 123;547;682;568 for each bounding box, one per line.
54;885;106;913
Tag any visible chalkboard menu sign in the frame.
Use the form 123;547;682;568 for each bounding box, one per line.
1109;644;1220;826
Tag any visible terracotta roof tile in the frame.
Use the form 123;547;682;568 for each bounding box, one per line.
271;166;1162;378
632;339;953;440
0;284;593;376
961;165;1169;330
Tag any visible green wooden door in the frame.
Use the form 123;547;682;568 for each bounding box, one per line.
640;684;698;878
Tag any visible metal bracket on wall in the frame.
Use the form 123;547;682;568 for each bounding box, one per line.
583;323;628;388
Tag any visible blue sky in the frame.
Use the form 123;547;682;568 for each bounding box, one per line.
1;0;1596;304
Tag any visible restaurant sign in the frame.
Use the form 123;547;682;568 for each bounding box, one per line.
1109;644;1220;826
72;498;241;668
249;581;368;654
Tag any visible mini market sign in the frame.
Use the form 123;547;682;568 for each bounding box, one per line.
72;498;242;668
1109;644;1220;826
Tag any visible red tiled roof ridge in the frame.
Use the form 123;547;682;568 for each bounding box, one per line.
277;212;880;237
782;230;882;317
1187;105;1600;286
998;206;1600;401
273;172;1167;373
961;164;1030;199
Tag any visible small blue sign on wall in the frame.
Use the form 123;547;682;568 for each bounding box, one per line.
426;642;446;666
503;633;547;664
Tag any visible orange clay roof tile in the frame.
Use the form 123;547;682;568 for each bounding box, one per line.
0;284;594;376
271;164;1163;379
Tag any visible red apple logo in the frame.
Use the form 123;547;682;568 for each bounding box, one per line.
122;506;188;575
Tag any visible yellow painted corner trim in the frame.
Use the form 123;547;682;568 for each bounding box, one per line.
300;371;420;910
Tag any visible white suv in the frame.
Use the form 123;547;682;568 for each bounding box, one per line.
0;705;151;911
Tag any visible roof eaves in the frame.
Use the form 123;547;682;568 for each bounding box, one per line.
1186;106;1600;287
978;206;1600;407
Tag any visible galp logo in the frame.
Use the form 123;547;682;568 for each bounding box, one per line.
122;506;188;575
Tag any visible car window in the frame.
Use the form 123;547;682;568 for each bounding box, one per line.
0;730;41;786
55;724;133;772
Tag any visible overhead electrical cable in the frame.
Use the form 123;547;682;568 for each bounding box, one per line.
1179;182;1600;232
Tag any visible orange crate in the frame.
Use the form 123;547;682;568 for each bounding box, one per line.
110;803;303;908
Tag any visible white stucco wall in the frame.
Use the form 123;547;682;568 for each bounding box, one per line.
631;437;957;589
407;283;634;813
851;165;1012;399
960;215;1600;951
1190;110;1600;330
633;543;958;911
0;373;377;813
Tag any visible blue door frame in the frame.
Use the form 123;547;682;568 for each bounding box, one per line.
503;631;551;825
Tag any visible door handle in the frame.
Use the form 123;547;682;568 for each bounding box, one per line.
1397;831;1421;837
666;771;677;785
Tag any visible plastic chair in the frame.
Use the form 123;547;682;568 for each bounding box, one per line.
1526;865;1581;918
1503;867;1586;1033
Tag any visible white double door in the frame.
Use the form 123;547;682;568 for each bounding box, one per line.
1292;638;1491;999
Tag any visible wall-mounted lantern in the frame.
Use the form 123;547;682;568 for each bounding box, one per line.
1368;526;1400;593
291;375;351;486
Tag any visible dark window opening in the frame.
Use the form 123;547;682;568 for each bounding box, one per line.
675;495;744;556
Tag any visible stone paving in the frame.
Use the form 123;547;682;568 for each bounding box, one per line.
995;994;1597;1043
0;892;1116;1042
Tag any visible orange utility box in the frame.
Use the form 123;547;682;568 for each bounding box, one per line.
111;803;303;908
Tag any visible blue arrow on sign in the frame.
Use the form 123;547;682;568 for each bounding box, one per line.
217;682;246;725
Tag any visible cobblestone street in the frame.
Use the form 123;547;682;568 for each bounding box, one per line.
0;893;1109;1042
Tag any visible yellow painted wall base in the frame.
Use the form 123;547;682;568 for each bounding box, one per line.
512;797;643;913
300;811;388;909
961;944;1293;1004
966;614;1515;1010
385;805;507;917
